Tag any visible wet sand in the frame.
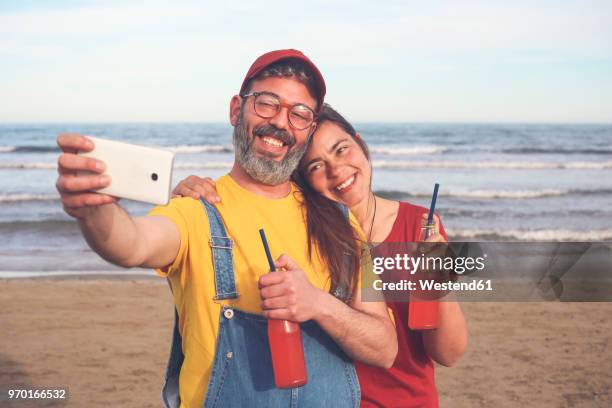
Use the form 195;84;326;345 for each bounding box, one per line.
0;279;610;407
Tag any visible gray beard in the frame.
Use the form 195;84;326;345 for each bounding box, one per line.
232;112;309;186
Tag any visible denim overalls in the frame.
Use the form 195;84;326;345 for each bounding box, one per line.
162;199;360;408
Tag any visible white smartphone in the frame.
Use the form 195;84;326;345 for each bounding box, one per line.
78;136;175;205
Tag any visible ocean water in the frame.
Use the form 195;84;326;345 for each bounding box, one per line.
1;123;611;275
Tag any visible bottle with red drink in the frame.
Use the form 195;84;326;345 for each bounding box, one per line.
268;319;307;388
408;224;440;330
408;183;441;330
259;229;308;388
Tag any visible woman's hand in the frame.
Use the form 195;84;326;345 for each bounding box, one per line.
417;213;468;367
413;212;454;298
172;175;221;203
421;212;446;243
417;212;448;261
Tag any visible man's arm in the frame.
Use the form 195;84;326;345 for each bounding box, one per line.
313;280;398;368
259;254;398;368
76;204;180;268
56;133;180;269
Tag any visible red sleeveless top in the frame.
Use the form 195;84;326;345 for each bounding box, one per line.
356;201;447;408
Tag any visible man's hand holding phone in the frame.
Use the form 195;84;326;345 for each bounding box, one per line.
57;133;175;218
56;133;117;219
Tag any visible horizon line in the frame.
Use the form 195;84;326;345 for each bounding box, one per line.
1;120;611;126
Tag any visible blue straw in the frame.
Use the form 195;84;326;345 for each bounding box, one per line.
259;228;276;272
427;183;440;226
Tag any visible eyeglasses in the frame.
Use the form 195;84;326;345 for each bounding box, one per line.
241;91;316;130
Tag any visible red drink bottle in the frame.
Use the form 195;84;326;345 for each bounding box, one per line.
259;229;308;388
268;319;307;388
409;185;441;330
408;224;440;330
408;296;439;330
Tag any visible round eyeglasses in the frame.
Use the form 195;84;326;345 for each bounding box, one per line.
241;91;316;130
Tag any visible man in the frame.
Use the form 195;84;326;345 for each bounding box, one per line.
55;49;397;407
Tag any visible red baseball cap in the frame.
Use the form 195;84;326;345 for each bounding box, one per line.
239;49;326;113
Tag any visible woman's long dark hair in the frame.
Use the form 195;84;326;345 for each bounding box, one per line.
292;104;370;302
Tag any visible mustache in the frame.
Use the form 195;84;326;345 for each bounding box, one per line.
252;125;295;147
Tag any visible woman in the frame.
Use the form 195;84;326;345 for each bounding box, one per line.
174;104;467;407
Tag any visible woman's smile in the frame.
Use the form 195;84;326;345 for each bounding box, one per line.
335;174;356;192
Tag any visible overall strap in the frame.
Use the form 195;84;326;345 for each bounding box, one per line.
162;307;183;408
161;200;239;408
201;199;239;300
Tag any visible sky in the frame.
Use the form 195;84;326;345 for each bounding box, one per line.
1;0;611;123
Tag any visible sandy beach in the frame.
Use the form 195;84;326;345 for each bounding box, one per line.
1;278;611;407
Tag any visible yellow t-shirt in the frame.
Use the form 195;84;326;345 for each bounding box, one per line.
149;174;334;408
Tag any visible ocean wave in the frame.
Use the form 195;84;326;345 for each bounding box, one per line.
503;147;612;155
2;145;609;157
0;146;59;153
0;161;233;170
0;194;59;203
3;160;612;171
0;219;69;227
443;189;568;199
0;270;156;279
175;162;233;169
0;144;233;154
372;160;612;170
168;145;233;153
375;188;612;200
0;187;606;208
0;162;57;169
369;146;448;155
0;220;79;235
442;208;609;218
447;228;612;241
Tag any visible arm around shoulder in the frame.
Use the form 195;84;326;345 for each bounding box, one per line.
314;287;398;368
258;254;398;368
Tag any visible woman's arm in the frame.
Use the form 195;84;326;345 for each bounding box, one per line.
173;175;220;201
422;300;467;367
418;213;468;366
